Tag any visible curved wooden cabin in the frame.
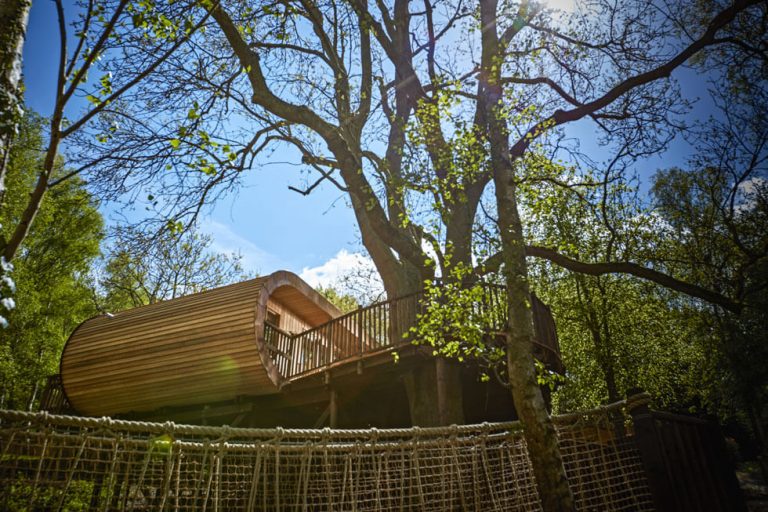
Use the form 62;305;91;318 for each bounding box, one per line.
60;271;342;417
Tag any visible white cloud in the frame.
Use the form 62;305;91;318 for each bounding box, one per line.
300;249;384;303
300;249;373;287
546;0;579;13
736;177;766;215
200;219;284;274
738;176;766;196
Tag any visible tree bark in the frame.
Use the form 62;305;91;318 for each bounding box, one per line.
209;3;466;426
479;0;574;509
0;0;30;209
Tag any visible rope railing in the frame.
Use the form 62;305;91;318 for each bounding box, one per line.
0;396;655;511
274;284;562;381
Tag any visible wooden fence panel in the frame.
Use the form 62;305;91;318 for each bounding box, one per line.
629;398;747;511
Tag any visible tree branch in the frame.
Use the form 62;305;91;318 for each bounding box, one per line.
508;0;762;159
491;246;744;313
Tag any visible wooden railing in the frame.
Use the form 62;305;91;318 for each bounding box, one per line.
270;284;563;381
264;323;294;378
38;374;72;414
281;292;423;379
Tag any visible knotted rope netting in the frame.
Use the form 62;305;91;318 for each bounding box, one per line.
0;395;654;511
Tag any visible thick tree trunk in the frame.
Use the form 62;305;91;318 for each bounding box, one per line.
403;358;465;426
479;0;574;509
210;3;466;427
0;0;30;208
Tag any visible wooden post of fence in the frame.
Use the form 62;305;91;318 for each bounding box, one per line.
703;417;749;511
626;389;676;512
329;388;338;428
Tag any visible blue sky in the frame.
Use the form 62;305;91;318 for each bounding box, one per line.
22;0;361;285
21;0;717;289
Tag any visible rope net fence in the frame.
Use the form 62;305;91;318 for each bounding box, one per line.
0;396;654;511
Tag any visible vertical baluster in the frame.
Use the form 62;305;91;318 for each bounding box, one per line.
287;333;293;377
295;335;301;376
378;303;384;348
384;302;389;347
371;305;375;350
346;314;352;358
287;332;292;375
310;330;315;371
278;331;283;376
298;334;303;375
309;331;314;372
285;332;291;375
311;330;316;370
338;316;343;360
283;332;292;377
390;300;395;348
310;331;315;372
282;331;288;376
317;327;322;368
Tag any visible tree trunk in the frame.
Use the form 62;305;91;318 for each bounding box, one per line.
403;358;465;426
494;175;575;512
479;0;574;508
209;3;466;427
26;380;39;411
0;0;30;208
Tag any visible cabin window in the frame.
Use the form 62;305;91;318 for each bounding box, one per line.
266;310;281;328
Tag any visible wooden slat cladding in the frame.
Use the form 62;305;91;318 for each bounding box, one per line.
61;272;343;418
266;298;312;335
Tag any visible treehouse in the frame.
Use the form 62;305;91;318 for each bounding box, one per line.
54;270;563;428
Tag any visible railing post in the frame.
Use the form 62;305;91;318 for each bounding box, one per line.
358;307;364;356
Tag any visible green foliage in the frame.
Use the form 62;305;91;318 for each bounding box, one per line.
316;286;359;314
408;263;506;376
650;165;768;425
97;226;251;311
0;110;103;409
519;158;712;413
5;476;93;511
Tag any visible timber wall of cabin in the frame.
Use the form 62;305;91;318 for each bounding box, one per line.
60;272;344;420
60;279;276;417
266;298;312;334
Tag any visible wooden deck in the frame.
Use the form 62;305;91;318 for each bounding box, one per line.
265;284;564;385
49;283;563;421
